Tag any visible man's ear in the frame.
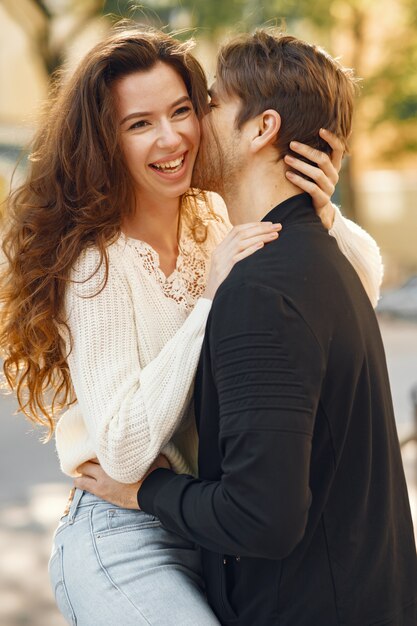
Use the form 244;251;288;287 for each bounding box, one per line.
250;110;281;153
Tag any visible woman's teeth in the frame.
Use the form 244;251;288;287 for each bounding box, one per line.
151;155;185;173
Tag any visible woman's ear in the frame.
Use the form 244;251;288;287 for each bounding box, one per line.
250;110;281;153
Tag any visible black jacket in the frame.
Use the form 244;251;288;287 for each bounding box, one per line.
140;194;417;625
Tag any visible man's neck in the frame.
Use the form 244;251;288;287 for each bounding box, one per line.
222;162;304;225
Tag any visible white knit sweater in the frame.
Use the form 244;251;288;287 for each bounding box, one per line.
55;198;383;482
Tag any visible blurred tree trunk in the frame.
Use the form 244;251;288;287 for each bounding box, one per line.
335;4;367;221
2;0;104;77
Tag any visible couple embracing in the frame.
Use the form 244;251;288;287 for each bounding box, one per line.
1;22;416;626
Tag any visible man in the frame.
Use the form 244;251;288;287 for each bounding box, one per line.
77;31;417;624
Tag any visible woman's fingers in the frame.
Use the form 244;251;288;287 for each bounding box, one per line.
284;155;335;196
287;141;339;185
285;171;328;209
233;241;266;263
218;222;281;257
234;230;280;253
229;222;282;242
289;129;344;175
226;223;281;251
319;128;344;172
284;131;342;215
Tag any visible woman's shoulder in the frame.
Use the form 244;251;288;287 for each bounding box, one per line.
67;236;129;298
72;233;134;270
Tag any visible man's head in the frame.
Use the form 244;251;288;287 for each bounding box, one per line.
193;29;358;201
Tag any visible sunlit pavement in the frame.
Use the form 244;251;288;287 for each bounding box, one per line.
0;318;416;626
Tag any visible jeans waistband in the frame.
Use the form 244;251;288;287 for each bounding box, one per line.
68;488;84;524
66;488;106;524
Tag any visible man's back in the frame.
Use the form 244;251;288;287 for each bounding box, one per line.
195;193;417;625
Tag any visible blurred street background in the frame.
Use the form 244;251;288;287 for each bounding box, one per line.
1;0;417;624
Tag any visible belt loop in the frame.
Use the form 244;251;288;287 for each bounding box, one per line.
68;488;84;525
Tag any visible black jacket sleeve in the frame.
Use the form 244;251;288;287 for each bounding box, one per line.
139;284;326;559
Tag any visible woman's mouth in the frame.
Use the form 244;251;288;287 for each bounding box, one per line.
150;153;186;174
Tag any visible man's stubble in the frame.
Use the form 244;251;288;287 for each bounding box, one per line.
191;116;244;201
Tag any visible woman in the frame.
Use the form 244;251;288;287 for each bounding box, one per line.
0;25;382;625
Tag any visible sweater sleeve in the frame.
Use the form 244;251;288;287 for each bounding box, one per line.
139;285;324;559
329;205;383;308
60;247;211;483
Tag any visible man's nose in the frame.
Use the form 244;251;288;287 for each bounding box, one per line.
157;120;182;151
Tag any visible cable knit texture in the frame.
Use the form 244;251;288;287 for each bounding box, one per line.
55;196;383;483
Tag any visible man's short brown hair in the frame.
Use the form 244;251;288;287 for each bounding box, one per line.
216;29;359;158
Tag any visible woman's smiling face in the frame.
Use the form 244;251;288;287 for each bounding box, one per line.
115;61;201;206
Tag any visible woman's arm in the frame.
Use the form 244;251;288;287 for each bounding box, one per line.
61;247;211;484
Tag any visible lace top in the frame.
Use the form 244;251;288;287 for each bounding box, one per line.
121;224;210;311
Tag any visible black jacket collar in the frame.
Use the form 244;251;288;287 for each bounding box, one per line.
261;192;316;227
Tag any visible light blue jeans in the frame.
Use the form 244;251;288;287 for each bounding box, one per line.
48;489;220;625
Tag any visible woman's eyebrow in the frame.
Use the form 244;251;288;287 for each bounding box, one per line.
120;96;191;125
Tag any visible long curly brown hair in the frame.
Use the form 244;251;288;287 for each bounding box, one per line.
0;24;213;436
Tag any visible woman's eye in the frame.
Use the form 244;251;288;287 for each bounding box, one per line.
174;106;191;116
128;120;149;130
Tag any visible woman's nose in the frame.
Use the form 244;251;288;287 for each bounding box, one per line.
157;120;182;151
